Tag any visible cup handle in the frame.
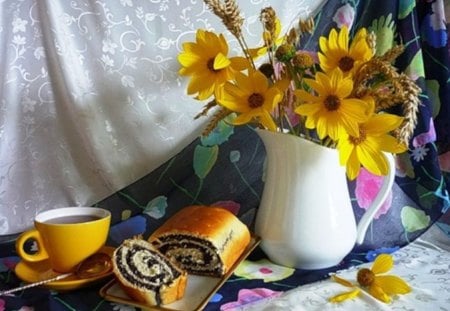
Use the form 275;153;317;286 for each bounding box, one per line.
355;153;396;245
15;230;49;262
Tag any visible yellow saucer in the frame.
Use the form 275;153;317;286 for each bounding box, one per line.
14;246;115;292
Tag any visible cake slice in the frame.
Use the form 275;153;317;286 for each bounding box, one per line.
111;238;187;306
149;205;251;277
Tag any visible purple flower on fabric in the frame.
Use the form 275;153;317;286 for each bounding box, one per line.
0;298;4;311
220;288;282;310
332;4;355;29
365;246;400;262
355;168;393;219
412;118;436;147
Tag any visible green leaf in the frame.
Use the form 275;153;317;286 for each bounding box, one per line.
200;118;235;146
193;145;219;179
143;196;168;219
398;0;415;19
401;206;431;233
405;50;425;80
425;79;441;118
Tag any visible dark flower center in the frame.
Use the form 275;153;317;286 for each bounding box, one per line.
357;268;375;287
338;56;355;72
349;128;367;145
207;58;219;72
324;95;340;111
248;93;264;108
259;63;274;78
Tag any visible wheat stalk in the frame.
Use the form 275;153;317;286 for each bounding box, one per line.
204;0;243;38
201;107;233;136
352;45;421;145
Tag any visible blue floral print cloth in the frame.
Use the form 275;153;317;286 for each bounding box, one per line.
0;0;449;310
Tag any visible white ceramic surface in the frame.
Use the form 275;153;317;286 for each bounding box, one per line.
255;130;395;269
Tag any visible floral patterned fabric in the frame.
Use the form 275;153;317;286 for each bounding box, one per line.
1;0;449;310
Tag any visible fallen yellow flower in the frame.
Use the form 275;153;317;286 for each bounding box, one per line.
329;254;411;304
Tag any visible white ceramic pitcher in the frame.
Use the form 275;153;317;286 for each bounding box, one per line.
254;129;396;269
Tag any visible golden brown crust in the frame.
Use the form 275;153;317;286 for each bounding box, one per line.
112;238;187;306
149;205;251;275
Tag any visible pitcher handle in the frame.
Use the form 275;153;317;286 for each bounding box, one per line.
355;153;396;245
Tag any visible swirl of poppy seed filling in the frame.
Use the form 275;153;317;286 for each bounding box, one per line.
115;245;181;290
153;234;223;275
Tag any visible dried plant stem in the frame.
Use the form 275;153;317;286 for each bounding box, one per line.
395;74;421;145
204;0;243;38
260;7;277;70
201;106;233;136
204;0;255;68
194;99;218;120
352;45;421;145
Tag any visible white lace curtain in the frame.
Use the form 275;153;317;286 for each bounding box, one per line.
0;0;323;234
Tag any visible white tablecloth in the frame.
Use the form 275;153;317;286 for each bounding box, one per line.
241;226;450;310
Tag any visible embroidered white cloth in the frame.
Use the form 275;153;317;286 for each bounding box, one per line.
0;0;324;234
241;227;450;310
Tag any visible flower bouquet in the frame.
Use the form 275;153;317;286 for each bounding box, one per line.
177;0;420;181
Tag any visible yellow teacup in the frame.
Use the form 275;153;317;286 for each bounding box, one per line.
16;207;111;273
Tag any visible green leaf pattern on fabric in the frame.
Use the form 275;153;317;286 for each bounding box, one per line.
234;259;295;283
143;195;168;219
398;0;416;19
401;206;431;232
425;79;441;118
369;14;396;56
406;50;426;79
193;145;219;179
200;117;235;146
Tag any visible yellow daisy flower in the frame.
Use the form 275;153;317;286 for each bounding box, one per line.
215;69;284;131
337;106;407;180
330;254;411;304
318;26;373;76
294;69;370;140
178;29;249;100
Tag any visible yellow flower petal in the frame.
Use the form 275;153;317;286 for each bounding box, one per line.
295;89;320;104
375;275;412;295
365;113;404;135
331;275;355;288
338;139;354;166
259;111;278;131
329;289;361;303
295;102;322;116
346;150;361;180
371;254;394;274
213;52;231;70
247;46;268;59
376;135;408;154
338;26;349;52
368;284;391;303
251;70;270;94
230;57;250;71
356;142;390;176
